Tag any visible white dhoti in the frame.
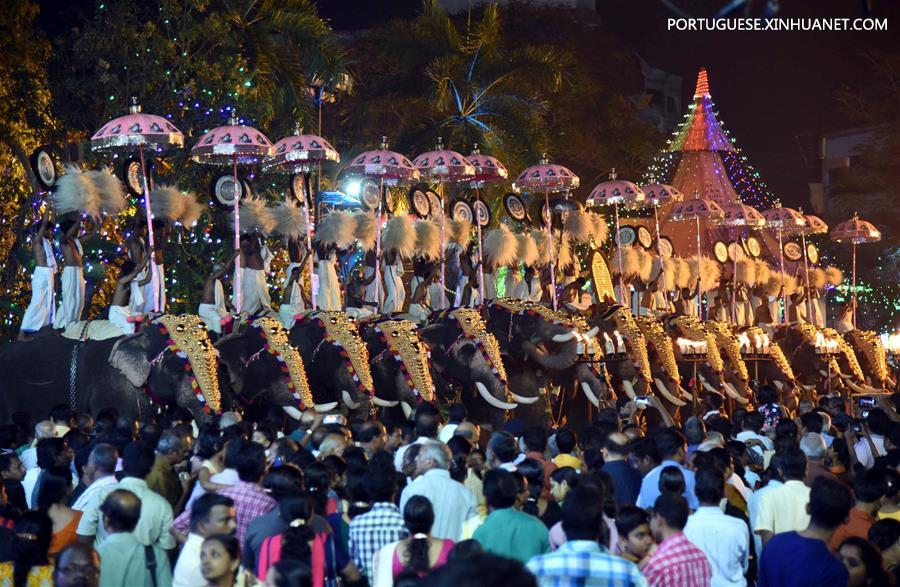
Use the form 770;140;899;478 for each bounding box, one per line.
199;280;229;334
363;266;382;308
109;305;138;335
428;282;446;311
505;270;522;300
836;316;854;334
381;262;405;314
237;267;273;316
278;269;305;329
53;266;85;329
315;259;341;311
767;297;781;324
408;303;430;323
483;272;496;300
140;263;166;314
812;298;826;328
21;266;56;333
345;306;375;320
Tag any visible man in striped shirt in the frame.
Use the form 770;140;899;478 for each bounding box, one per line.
642;493;712;587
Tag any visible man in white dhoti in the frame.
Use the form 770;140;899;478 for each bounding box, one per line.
362;250;382;310
53;219;86;329
19;211;57;340
236;235;274;316
138;220;168;314
344;263;376;320
380;250;405;314
278;265;307;328
108;257;148;335
199;253;236;335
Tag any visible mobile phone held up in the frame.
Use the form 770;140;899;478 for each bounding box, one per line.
634;396;651;408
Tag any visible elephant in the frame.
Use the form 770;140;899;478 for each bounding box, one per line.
359;318;434;422
584;302;655;402
0;314;221;425
419;307;517;430
706;321;753;405
731;325;799;405
633;315;690;412
845;329;895;390
662;314;732;412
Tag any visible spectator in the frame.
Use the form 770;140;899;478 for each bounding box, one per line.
52;543;100;587
551;429;581;470
0;453;26;512
856;409;891;469
518;458;562;529
636;428;698;509
439;404;467;443
399;441;477;541
348;455;407;581
657;466;685;498
736;412;773;458
173;493;236;587
20;420;56;471
868;519;900;579
829;468;887;551
753;448;810;546
200;534;240;587
549;467;579;506
146;429;193;510
72;444;118;513
758;476;852;586
427;553;537;587
684;417;707;454
838;536;891;587
527;484;646;586
97;489;172;587
0;511;54;586
683;467;750;587
37;466;82;560
473;468;549;563
453;422;481;446
878;469;900;521
394;405;441;472
184;429;226;510
372;495;454;584
49;406;75;438
642;493;711;586
521;427;557;500
356;421;388;458
615;506;655;565
23;438;73;509
631;437;661;476
209;437;244;486
601;432;643;506
800;433;837;485
76;442;175;551
486;432;520;471
242;465;305;572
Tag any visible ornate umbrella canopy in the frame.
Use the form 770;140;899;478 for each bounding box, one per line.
803;214;829;235
413;138;475;183
587;179;646;208
340;137;420;185
831;214;882;244
762;202;807;234
640;183;684;207
262;130;339;174
667;197;724;222
719;201;765;228
467;145;508;187
512;154;580;194
91;99;184;152
191;117;274;165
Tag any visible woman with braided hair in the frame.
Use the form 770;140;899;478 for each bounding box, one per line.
372;496;453;586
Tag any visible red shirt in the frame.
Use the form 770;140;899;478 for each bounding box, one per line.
641;532;712;587
829;508;876;552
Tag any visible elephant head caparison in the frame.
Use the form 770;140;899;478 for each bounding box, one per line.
289;311;374;418
419;307;516;430
844;330;895;390
706;321;753;405
586;301;654;401
663;314;731;410
215;317;313;421
359;318;435;422
634;315;690;413
0;314;221;425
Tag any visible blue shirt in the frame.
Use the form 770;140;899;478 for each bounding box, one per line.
759;531;848;587
601;460;643;506
527;540;648;587
636;460;699;510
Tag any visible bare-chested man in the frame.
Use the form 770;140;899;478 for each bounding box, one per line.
109;256;148;335
53;218;86;329
19;209;58;340
199;252;237;334
234;234;273;316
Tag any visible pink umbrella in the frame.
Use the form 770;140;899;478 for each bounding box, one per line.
191;116;274;313
667;196;725;317
91;98;185;313
468;145;509;299
413;139;475;308
512;154;580;310
340;137;420;304
718;201;765;322
762;202;807;324
831;213;881;327
262;129;340;310
587;171;646;307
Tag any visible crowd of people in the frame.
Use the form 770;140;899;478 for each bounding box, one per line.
0;389;899;587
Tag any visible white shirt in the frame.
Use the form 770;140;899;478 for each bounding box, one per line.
209;468;240;486
736;431;774;457
399;469;477;541
753;480;810;537
855;435;886;469
684;506;750;587
76;477;175;550
438;424;459;444
72;475;118;512
748;479;782;569
19;447;38;471
173;532;205;587
393;437;433;473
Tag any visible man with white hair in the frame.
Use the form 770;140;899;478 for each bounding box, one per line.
801;432;838;485
399;440;477;541
218;412;242;430
20;420;57;471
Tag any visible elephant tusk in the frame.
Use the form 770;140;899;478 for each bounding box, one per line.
476;381;517;410
580;382;600;408
401;402;414;419
819;369;829;378
845;379;872;395
552;330;577;343
622;379;637;400
774;380;784;392
372;396;400;408
314;402;338;413
342;390;360;410
698;374;722;396
724;382;749;405
282;406;303;420
654;377;687;407
800;383;817;391
678;384;693;399
510;392;539;405
863;383;887;394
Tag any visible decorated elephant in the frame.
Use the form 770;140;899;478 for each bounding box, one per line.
845;330;895;390
359;318;434;422
663;315;731;409
634;315;690;411
419;307;517;430
706;321;753;405
0;315;221;424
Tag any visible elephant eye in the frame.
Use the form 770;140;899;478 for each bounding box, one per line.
330;317;338;324
391;331;399;337
176;324;186;333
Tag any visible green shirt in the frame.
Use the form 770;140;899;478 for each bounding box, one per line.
98;532;173;587
473;507;551;563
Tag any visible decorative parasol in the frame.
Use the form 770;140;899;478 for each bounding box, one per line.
717;201;765;322
831;213;881;327
667;195;724;317
91;97;185;313
468;145;509;299
762;202;807;323
587;171;646;307
791;211;830;320
191;116;274;313
340;137;420;305
262;128;340;310
640;183;684;304
413;138;475;309
512;154;580;310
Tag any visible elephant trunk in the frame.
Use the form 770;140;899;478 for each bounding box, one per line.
523;339;579;372
574;363;607;408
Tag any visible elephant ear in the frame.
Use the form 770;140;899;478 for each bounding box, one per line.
109;332;155;388
214;332;250;366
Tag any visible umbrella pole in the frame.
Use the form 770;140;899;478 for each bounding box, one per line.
731;229;738;324
852;241;857;328
654;205;667;304
778;229;785;324
614;202;624;306
138;146;160;314
802;232;811;321
695;215;702;318
373;179;384;307
302;172;316;311
439;184;446;310
233;155;242;314
546;189;557;311
475;187;485;302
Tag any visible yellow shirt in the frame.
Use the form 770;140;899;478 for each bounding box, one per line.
0;563;54;587
552;453;583;470
878;509;900;522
